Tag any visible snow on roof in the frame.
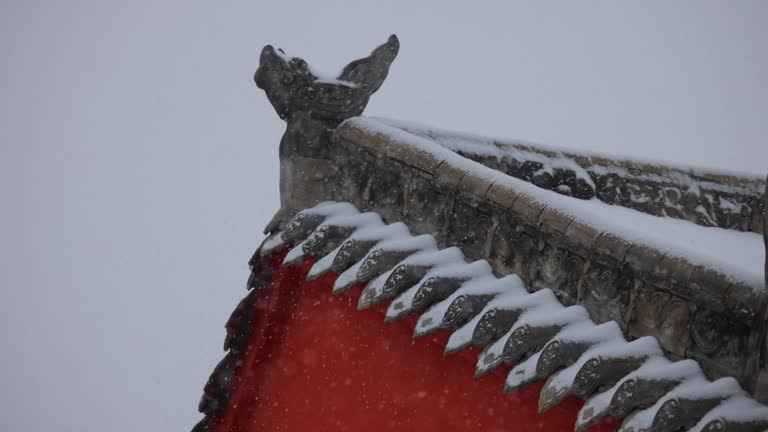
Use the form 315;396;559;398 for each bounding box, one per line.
344;117;765;290
417;274;527;338
620;377;746;431
689;396;768;431
332;234;437;294
235;201;767;432
374;117;766;182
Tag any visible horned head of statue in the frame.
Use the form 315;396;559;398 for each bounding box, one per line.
255;35;399;124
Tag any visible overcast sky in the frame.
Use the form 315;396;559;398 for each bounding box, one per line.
1;1;766;431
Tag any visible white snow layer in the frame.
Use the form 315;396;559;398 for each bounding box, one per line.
689;396;768;431
272;47;357;88
543;337;662;400
345;117;765;289
298;201;359;218
259;231;287;256
333;234;437;293
445;289;558;352
306;221;411;278
417;274;527;335
620;377;745;431
308;244;342;278
283;212;385;265
552;320;624;344
386;259;496;318
476;303;587;375
578;355;704;424
372;117;764;189
395;246;466;267
360;247;467;306
505;351;543;389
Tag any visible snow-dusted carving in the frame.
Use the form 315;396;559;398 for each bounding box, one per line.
577;262;635;330
283;212;384;265
486;215;538;280
255;35;399;159
502;305;589;366
471;289;559;347
539;337;662;413
387;260;493;323
281;202;358;242
692;396;768;432
627;286;691;357
439;277;519;331
330;223;410;272
446;201;493;259
510;231;539;283
530;243;584;304
650;378;745;432
359;248;465;310
334;234;436;294
581;265;619;302
690;308;731;355
572;338;661;397
411;260;492;310
536;321;625;379
575;358;703;431
475;303;588;378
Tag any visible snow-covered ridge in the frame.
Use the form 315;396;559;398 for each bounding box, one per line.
369;117;765;257
373;117;766;184
256;201;768;432
339;117;765;291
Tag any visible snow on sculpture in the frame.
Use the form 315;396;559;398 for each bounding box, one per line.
254;35;399;159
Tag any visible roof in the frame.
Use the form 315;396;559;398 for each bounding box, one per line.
194;35;768;431
194;201;768;431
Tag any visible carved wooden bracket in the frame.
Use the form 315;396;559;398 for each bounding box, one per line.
254;35;399;159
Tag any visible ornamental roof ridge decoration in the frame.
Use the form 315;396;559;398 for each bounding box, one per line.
194;202;768;432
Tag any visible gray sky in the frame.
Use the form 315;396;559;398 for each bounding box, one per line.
1;1;766;431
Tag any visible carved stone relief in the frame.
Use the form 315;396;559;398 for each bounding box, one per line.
255;35;399;156
578;262;632;329
362;161;406;217
627;285;690;357
687;307;758;391
446;199;492;261
402;178;452;240
529;241;584;305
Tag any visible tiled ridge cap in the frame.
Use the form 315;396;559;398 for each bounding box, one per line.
394;121;766;237
335;119;766;317
383;118;765;191
205;201;767;432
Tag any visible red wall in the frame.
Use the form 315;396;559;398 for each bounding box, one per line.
213;251;619;431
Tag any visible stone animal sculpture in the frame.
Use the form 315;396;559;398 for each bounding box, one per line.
255;35;399;159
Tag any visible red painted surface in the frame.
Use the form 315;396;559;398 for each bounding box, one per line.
213;250;619;431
